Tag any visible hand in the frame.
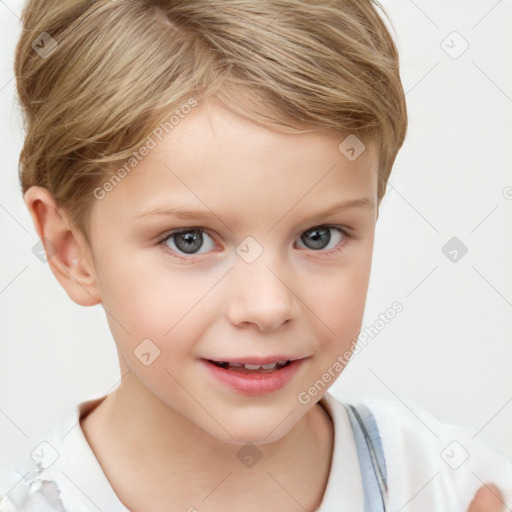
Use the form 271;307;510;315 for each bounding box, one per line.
467;484;504;512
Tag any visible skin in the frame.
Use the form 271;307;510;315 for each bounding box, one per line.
467;485;504;512
24;98;503;512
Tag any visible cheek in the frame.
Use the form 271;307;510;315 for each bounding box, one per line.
97;259;223;418
318;275;368;339
308;250;373;350
96;252;218;366
97;249;205;333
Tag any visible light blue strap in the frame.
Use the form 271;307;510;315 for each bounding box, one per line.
344;403;388;512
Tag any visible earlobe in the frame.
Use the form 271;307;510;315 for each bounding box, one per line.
24;186;102;306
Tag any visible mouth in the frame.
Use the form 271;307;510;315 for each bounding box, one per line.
206;359;295;374
201;357;308;395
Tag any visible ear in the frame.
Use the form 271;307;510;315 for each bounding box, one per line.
24;186;101;306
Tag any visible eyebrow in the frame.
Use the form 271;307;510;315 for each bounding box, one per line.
134;197;375;223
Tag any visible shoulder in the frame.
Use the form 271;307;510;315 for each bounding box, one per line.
0;465;68;512
360;395;511;469
0;429;72;512
326;393;512;512
0;396;108;512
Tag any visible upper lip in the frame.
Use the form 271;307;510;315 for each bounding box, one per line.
205;355;308;365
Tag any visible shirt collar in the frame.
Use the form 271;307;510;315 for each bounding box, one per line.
316;391;364;511
15;391;362;512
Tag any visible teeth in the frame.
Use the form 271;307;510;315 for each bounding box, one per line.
244;362;277;370
211;360;291;370
242;364;264;370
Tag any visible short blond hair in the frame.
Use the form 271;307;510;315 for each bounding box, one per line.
15;0;407;238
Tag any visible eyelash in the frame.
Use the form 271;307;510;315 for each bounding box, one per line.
157;225;352;262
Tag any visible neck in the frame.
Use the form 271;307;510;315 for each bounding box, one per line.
81;370;334;512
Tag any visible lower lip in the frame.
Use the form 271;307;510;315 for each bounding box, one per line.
201;358;306;396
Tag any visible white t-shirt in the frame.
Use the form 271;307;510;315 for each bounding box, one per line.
0;391;510;512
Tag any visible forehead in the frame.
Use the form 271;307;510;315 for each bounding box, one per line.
90;99;378;228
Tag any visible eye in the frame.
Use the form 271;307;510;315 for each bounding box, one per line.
158;224;350;261
295;225;348;253
160;228;216;256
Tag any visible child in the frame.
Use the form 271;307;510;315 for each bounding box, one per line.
1;1;510;511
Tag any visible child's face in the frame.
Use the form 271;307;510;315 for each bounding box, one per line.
85;98;378;444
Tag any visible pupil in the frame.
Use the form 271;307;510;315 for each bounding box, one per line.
301;227;330;250
176;230;203;254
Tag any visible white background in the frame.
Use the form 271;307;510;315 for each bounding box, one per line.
1;0;511;473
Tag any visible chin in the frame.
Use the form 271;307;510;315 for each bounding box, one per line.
216;431;286;447
203;416;297;447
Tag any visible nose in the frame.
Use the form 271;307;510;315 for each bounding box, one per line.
225;254;298;332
